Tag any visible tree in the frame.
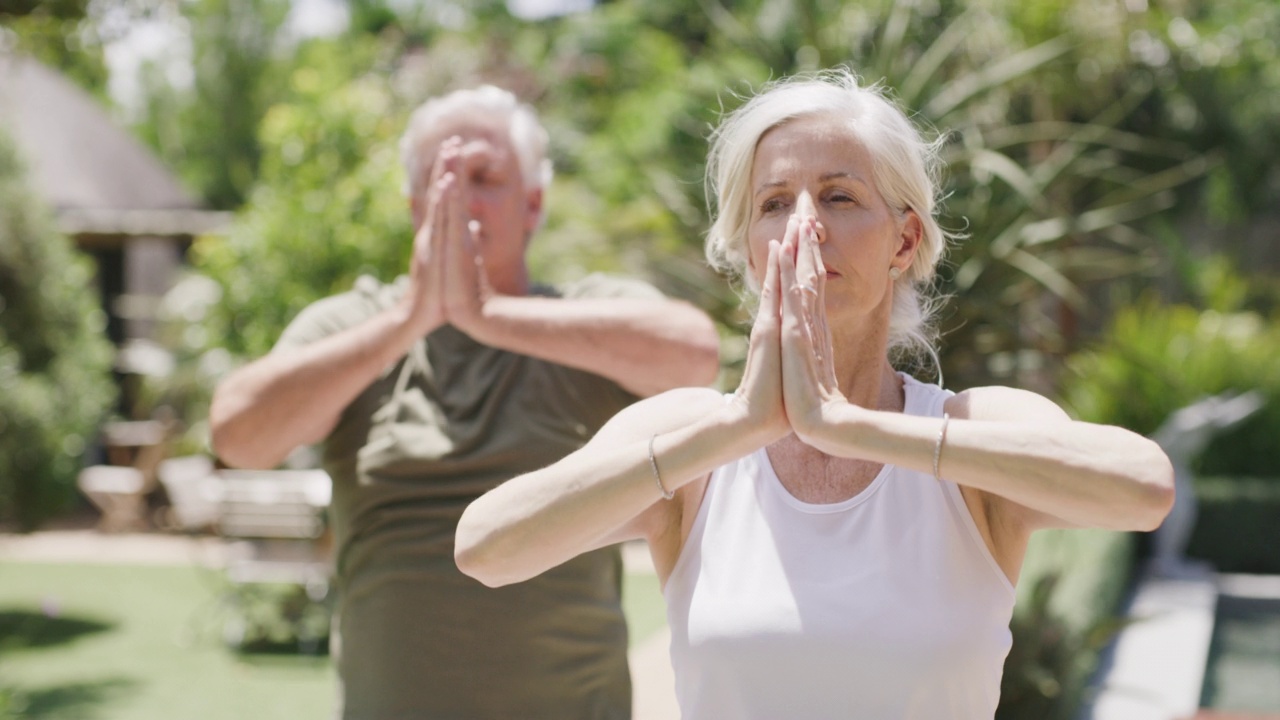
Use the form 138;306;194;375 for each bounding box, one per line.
0;0;109;98
133;0;290;209
193;34;411;358
0;129;116;530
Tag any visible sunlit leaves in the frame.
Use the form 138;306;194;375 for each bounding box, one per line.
0;129;115;529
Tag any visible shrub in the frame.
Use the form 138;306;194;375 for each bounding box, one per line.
1062;294;1280;478
1186;477;1280;574
999;528;1135;719
0;129;116;529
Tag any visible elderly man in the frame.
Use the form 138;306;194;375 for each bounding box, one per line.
209;85;720;719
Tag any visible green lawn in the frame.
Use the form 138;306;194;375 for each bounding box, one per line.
0;561;667;720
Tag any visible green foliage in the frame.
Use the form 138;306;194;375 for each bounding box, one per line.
999;573;1131;720
0;0;108;98
0;129;115;530
193;36;411;359
513;0;1207;388
1188;478;1280;574
133;0;291;209
1061;262;1280;476
1138;0;1280;223
1001;528;1135;720
224;583;330;655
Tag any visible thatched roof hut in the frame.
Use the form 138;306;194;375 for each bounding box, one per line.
0;52;228;377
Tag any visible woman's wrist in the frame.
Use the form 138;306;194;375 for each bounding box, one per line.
796;401;870;456
722;395;789;448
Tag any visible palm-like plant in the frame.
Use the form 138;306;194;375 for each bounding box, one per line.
617;0;1209;390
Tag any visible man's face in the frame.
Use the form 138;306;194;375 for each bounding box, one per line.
409;114;542;295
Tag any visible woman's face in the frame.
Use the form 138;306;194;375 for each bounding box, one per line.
746;113;918;318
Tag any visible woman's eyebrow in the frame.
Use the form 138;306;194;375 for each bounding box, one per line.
819;171;865;184
754;171;868;196
753;179;788;196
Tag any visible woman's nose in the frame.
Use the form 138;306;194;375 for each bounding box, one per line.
796;192;816;218
794;194;826;244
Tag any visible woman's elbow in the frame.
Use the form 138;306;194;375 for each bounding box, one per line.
454;513;521;588
1129;446;1177;532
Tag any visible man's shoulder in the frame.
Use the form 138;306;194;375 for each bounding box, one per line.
276;275;406;351
554;272;665;301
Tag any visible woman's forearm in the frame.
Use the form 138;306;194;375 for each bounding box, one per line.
455;390;771;587
816;403;1174;532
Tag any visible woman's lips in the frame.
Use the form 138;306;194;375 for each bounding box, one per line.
825;271;842;279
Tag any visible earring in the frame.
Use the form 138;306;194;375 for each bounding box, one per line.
889;266;902;280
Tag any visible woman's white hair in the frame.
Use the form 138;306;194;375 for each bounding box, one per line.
399;85;553;197
705;68;953;370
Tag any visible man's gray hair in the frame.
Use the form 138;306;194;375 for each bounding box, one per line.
399;85;553;196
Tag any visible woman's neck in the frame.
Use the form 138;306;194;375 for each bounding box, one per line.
829;318;902;413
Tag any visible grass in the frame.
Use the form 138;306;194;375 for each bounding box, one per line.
0;560;668;720
0;562;333;719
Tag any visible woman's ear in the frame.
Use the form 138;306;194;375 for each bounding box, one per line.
893;210;924;272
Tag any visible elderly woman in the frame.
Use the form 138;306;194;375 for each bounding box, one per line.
455;70;1174;718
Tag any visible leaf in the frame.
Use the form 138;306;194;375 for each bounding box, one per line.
1005;248;1087;308
924;36;1073;118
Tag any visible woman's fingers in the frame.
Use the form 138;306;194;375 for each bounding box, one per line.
734;239;786;436
778;214;847;434
778;227;804;337
807;217;826;298
745;240;781;374
793;216;820;296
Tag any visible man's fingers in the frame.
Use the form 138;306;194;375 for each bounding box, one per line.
426;136;462;193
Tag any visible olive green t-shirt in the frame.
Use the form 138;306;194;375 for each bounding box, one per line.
277;274;660;720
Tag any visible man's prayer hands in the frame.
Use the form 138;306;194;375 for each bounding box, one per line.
404;136;493;338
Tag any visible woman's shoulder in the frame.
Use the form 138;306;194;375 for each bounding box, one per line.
945;385;1071;423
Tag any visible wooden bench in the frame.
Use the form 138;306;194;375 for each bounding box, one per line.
206;469;333;652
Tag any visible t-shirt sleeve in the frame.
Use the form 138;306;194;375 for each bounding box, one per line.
273;275;391;353
557;272;666;301
546;273;675;411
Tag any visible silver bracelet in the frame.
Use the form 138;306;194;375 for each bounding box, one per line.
648;434;675;500
933;413;950;481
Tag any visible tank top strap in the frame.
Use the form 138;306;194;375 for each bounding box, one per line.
900;371;953;419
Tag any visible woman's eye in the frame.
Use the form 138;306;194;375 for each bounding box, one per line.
829;193;856;204
760;198;786;214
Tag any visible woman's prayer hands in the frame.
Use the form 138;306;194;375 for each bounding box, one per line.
731;218;791;445
736;212;851;447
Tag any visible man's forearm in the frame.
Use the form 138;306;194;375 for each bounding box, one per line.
466;296;720;396
210;307;422;469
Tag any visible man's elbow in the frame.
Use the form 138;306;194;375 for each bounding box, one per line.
208;393;277;470
209;424;273;470
671;308;722;388
685;331;722;388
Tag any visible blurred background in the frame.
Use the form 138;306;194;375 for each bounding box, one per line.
1;0;1278;718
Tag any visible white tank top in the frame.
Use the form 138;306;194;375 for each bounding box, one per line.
664;374;1016;719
